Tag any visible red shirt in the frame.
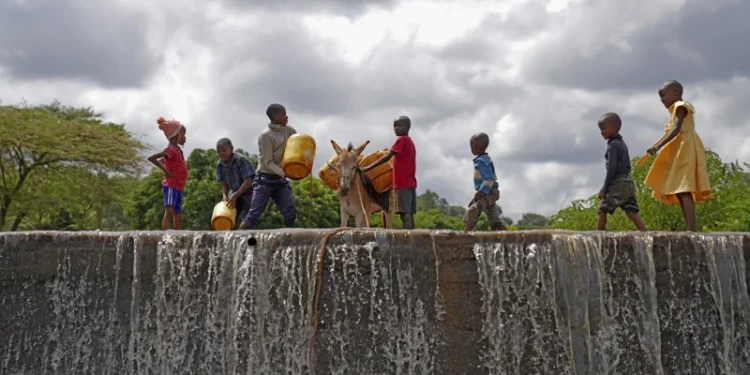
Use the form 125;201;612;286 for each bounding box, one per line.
162;144;188;191
390;135;417;189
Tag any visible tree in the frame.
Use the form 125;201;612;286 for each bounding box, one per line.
124;169;167;230
0;102;146;231
516;212;550;229
549;150;750;231
18;168;137;231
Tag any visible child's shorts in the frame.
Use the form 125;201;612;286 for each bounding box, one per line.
598;179;639;215
163;186;184;214
395;188;417;214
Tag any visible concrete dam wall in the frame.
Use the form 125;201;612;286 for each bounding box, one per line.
0;230;748;375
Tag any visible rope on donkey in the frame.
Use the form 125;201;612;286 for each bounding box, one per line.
307;174;314;228
354;174;371;228
307;227;351;375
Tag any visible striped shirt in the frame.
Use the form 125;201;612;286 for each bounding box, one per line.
216;153;256;194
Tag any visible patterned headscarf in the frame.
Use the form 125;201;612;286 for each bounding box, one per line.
157;117;184;139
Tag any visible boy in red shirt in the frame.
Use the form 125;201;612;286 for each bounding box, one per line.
147;117;188;230
361;115;417;229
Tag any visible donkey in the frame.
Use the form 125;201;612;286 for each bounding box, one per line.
330;140;393;228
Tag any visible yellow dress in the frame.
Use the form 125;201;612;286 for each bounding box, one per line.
644;101;712;204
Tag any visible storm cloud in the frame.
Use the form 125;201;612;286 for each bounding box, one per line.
0;0;163;88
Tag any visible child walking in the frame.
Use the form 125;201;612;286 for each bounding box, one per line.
644;80;712;231
215;138;256;229
360;115;418;229
147;117;188;230
463;132;506;232
596;113;646;231
239;104;298;229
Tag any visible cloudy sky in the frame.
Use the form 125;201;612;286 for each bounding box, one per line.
1;0;748;220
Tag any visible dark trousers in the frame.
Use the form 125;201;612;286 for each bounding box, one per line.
242;175;297;228
233;193;253;228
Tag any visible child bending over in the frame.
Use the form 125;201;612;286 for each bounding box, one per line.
216;138;256;229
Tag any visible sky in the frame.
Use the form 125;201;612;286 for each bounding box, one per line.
1;0;749;220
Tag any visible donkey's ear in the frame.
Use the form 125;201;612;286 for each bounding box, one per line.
331;140;343;155
354;140;370;156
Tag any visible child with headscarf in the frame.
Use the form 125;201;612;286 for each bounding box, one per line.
147;117;188;230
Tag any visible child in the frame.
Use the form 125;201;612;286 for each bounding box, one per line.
215;138;256;229
596;113;646;231
463;132;506;232
147;117;188;230
239;104;298;229
644;80;712;231
360;115;417;229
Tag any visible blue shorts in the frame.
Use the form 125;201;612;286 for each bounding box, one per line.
162;186;183;214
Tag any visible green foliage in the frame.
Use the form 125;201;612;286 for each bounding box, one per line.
517;212;550;229
549;150;750;232
124;169;167;230
181;149;224;230
0;102;146;231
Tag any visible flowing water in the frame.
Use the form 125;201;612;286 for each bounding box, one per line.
0;230;748;374
473;232;750;374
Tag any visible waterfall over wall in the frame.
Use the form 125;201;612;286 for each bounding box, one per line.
0;230;748;374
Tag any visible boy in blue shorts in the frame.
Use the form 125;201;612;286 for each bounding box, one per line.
147;117;188;230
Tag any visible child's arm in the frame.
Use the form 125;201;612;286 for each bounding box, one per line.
220;181;230;200
147;151;171;177
648;106;689;154
473;159;496;201
259;134;286;177
216;163;230;199
476;160;496;195
360;151;394;173
231;158;255;198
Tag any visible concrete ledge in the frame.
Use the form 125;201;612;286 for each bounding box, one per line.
1;230;749;374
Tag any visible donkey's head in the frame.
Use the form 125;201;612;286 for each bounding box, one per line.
331;139;370;197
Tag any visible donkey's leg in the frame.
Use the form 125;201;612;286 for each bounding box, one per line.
353;212;367;228
339;203;350;228
384;190;394;229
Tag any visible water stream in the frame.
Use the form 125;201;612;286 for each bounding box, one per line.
1;230;748;374
473;232;749;374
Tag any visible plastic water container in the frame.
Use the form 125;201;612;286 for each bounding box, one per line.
282;134;316;180
360;149;392;193
211;201;237;231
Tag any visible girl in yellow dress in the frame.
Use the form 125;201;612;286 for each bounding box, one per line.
644;80;712;231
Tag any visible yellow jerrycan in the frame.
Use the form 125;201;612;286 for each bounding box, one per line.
360;148;393;193
318;153;364;190
282;134;316;180
211;201;237;231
